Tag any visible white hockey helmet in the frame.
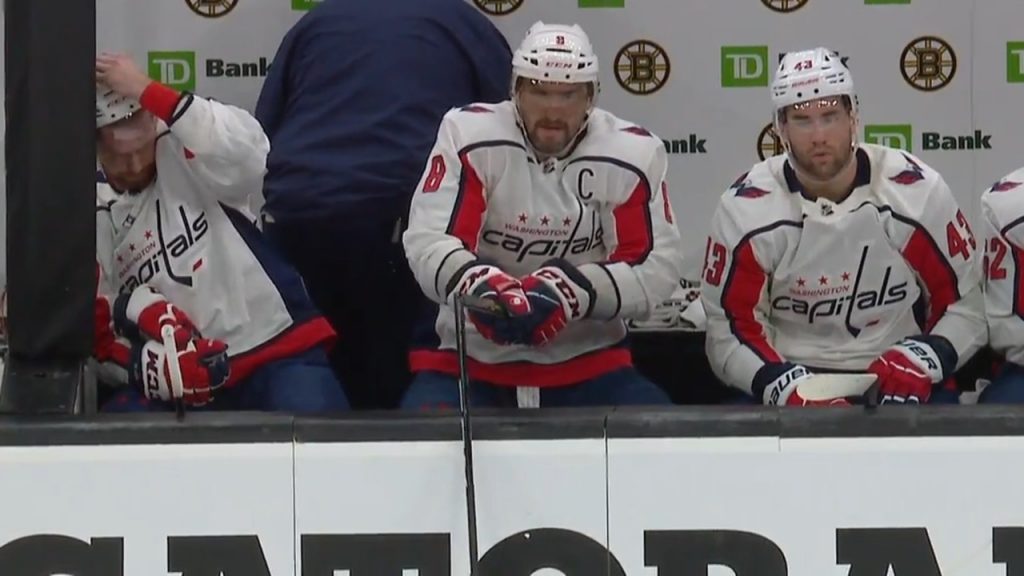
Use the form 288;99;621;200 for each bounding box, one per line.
512;21;600;88
771;47;856;127
96;84;140;129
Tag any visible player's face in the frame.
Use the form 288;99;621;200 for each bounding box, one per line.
780;97;855;181
97;111;158;193
516;80;592;155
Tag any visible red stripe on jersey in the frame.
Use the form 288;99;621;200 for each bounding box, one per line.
722;241;782;363
609;178;654;264
409;347;632;387
901;227;959;331
1013;243;1024;320
448;152;487;251
226;317;336;386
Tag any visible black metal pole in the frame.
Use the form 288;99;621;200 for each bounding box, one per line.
1;0;96;413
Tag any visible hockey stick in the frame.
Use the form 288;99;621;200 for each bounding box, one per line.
160;325;187;421
453;294;480;575
795;373;880;409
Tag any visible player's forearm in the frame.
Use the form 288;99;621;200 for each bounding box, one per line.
402;228;477;304
929;284;986;371
577;248;682;321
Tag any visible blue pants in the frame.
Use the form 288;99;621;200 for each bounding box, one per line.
979;362;1024;403
400;367;671;410
102;347;349;413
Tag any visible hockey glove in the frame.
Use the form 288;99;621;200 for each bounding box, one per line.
113;285;199;348
129;337;229;407
869;337;951;404
453;264;531;345
515;259;595;346
756;362;849;406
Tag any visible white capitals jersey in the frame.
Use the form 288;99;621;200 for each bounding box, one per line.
980;167;1024;367
701;144;986;397
403;101;685;387
95;90;334;386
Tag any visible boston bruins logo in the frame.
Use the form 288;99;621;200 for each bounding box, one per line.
472;0;524;15
184;0;239;18
614;40;671;95
760;0;809;13
900;36;957;92
757;123;785;161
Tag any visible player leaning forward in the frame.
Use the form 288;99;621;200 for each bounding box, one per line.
701;48;987;406
401;22;685;409
93;53;348;412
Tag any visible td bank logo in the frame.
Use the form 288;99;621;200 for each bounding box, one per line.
291;0;321;10
580;0;624;5
149;51;195;92
865;124;993;151
864;125;913;152
1007;42;1024;82
148;51;272;91
722;46;768;87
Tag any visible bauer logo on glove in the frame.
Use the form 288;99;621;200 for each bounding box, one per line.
131;337;229;407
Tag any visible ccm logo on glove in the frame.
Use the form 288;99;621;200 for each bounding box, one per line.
534;268;583;320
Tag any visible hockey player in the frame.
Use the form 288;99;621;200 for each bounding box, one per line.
701;47;986;406
978;169;1024;402
93;53;348;412
400;22;684;409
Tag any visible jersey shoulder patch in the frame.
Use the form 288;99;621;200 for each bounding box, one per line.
888;152;927;186
728;171;772;199
620;125;653;138
459;104;494;114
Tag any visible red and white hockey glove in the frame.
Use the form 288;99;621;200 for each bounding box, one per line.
869;337;950;404
114;285;199;348
452;263;531;345
756;363;850;406
129;337;229;407
515;259;595;346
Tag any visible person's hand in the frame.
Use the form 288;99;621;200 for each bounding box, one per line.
513;260;594;346
96;52;152;101
130;338;230;407
453;264;531;345
113;285;200;349
868;339;944;404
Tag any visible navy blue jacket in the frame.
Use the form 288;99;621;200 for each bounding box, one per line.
255;0;512;222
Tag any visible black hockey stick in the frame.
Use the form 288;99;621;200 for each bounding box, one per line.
453;294;480;575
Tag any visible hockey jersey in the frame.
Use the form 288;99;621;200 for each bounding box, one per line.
701;144;986;398
981;168;1024;367
95;85;334;387
403;101;685;386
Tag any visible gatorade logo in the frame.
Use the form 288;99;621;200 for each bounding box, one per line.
721;46;769;87
148;51;196;92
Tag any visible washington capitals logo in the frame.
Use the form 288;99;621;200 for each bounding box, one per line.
729;172;770;199
459;105;492;113
990;179;1022;193
622;126;653;138
889;153;925;185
